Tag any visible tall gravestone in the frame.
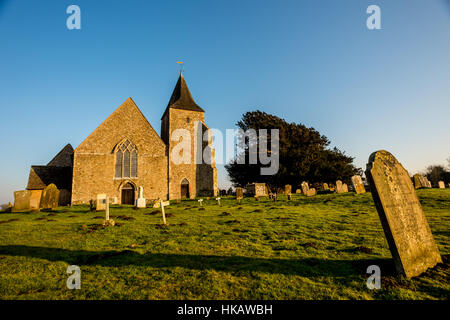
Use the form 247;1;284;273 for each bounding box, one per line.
136;186;146;208
335;180;344;193
40;184;60;210
351;175;366;194
300;181;309;195
366;150;442;278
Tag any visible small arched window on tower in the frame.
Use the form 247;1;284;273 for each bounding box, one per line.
115;139;138;178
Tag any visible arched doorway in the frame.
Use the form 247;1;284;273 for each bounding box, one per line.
181;178;190;199
121;182;135;205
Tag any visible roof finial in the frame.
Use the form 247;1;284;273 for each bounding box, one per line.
176;61;184;76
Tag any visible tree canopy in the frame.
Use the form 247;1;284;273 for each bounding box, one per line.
225;110;362;189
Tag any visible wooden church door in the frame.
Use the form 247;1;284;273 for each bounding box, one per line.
121;183;135;205
181;179;189;199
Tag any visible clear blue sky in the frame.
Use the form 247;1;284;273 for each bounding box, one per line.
1;0;449;203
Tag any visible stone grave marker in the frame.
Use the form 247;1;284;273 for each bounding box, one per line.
29;190;43;211
96;194;107;211
306;188;316;197
335;180;344;193
438;181;445;189
295;189;301;194
236;187;243;204
351;175;366;194
198;199;203;206
12;190;31;212
322;183;329;191
342;183;348;193
285;184;292;195
153;199;170;225
40;183;60;210
216;197;221;206
136;186;146;208
301;181;309;195
366;150;442;278
102;197;115;226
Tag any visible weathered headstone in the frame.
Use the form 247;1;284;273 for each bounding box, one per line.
96;194;107;211
366;150;442;278
300;181;309;195
438;181;445;189
236;187;243;204
351;175;366;194
216;197;221;206
198;199;203;206
322;183;329;191
12;190;31;212
40;184;60;210
136;186;146;208
342;183;348;193
284;184;292;195
306;188;316;197
29;190;43;211
335;180;344;193
295;189;301;194
413;174;429;189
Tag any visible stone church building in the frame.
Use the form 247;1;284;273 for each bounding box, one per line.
26;73;218;205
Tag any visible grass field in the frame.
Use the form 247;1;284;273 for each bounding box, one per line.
0;189;449;300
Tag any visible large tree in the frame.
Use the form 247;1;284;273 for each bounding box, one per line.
425;164;450;186
225;111;361;189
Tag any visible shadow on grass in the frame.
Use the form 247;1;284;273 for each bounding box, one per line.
0;244;401;278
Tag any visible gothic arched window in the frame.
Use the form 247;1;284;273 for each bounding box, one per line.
115;139;138;178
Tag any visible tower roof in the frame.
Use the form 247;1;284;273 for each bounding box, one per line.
162;73;204;119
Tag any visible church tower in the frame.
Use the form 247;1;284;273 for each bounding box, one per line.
161;72;218;199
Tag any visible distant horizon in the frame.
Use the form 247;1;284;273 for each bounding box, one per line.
1;0;449;203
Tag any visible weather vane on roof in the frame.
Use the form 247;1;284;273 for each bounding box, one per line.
176;61;184;75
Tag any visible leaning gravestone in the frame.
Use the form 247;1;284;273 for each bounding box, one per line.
438;181;445;189
306;188;316;197
351;175;366;194
366;150;442;278
40;184;60;210
413;174;423;189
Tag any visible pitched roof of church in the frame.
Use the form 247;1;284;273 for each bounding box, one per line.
47;144;74;167
161;73;204;119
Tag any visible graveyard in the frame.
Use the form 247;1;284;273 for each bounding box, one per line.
0;189;448;300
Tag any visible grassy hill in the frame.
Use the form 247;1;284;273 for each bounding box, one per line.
0;189;448;299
